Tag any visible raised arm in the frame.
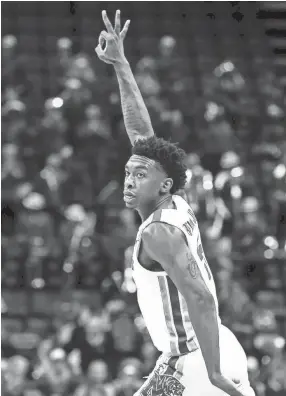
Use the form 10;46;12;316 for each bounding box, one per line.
141;223;248;396
96;10;154;145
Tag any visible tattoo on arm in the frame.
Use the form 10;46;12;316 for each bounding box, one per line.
114;63;154;144
187;252;197;278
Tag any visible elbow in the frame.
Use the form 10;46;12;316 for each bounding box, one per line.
209;371;223;386
180;281;215;309
192;290;214;307
183;291;214;314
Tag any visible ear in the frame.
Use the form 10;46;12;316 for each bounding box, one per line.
160;178;173;194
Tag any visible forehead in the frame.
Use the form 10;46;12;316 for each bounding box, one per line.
125;155;162;172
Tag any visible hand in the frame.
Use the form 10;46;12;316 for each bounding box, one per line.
211;373;253;396
95;10;130;65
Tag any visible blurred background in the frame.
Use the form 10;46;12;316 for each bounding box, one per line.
1;1;286;395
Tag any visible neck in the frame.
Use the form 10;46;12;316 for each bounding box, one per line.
138;194;173;222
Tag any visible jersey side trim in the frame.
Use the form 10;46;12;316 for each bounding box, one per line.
178;293;198;352
158;276;180;355
166;277;190;355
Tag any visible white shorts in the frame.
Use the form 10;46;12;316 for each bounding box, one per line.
135;325;255;396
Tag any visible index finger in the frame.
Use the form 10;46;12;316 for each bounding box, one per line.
102;10;114;34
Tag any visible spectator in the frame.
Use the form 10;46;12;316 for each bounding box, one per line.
36;345;79;396
113;358;143;396
58;313;116;376
3;355;30;396
74;360;115;396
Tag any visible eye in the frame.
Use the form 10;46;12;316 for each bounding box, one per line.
124;170;130;177
136;172;145;179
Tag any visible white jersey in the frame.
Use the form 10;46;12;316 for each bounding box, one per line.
132;194;221;356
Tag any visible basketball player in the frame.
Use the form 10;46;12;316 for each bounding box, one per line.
96;10;255;396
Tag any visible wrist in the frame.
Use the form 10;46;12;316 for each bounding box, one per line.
114;58;130;72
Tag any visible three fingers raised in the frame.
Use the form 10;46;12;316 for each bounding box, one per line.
102;9;130;39
96;9;130;59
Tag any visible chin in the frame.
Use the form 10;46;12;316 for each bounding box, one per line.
124;202;137;210
123;199;136;209
123;194;139;209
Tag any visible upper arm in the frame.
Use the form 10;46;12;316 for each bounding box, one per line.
141;223;213;302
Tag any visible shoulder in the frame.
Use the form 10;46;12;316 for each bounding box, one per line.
174;189;189;202
142;221;184;243
141;222;186;259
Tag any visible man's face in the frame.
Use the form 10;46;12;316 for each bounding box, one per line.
123;155;169;210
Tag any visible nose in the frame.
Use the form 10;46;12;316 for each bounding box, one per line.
124;174;135;189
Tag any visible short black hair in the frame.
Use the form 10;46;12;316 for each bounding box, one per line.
132;136;187;194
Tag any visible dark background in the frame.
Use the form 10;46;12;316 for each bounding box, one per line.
2;2;286;395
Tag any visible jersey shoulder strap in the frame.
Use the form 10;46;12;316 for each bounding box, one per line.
147;195;197;234
139;196;198;243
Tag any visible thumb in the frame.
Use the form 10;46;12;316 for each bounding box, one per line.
95;44;113;65
95;44;104;58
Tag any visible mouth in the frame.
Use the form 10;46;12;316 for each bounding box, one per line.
124;191;135;197
123;192;136;203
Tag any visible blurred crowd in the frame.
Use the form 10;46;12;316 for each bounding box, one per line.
2;31;286;396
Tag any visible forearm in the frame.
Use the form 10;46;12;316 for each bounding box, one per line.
114;61;154;145
185;294;221;379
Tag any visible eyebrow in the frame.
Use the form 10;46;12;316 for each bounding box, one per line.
125;164;149;171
